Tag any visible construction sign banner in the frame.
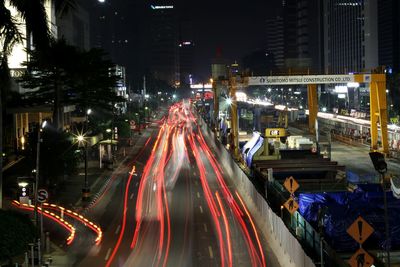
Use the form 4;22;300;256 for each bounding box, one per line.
284;197;299;215
248;75;355;85
348;248;374;267
283;176;299;194
347;216;374;244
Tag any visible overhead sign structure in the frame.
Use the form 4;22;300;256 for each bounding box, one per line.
247;74;379;86
284;176;299;194
284;197;299;214
348;248;374;267
347;216;374;244
37;189;49;203
249;75;354;85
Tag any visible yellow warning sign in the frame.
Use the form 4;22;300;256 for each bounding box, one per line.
347;216;374;244
284;197;299;214
283;176;299;194
348;248;374;267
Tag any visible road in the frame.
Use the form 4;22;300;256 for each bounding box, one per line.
70;101;279;267
288;126;400;177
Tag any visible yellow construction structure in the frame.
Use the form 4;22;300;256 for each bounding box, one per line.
212;74;388;161
229;76;240;159
245;74;388;154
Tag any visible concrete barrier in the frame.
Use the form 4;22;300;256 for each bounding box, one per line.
198;118;315;267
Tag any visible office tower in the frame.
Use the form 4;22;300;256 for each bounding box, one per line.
323;0;378;74
148;3;179;86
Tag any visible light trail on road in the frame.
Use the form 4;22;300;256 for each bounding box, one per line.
101;101;268;267
12;201;76;245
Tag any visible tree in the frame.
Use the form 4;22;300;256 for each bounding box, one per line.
0;210;37;264
71;48;125;113
19;39;79;129
18;40;125;129
0;0;51;209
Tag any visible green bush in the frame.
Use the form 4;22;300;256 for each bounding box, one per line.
0;210;37;263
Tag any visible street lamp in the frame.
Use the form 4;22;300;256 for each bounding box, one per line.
369;151;391;267
34;120;47;223
77;135;89;201
33;120;47;264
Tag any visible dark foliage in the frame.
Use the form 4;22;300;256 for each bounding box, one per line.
0;210;37;263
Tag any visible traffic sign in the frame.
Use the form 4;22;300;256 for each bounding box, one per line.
284;176;299;194
347;216;374;244
348;248;374;267
284;197;299;214
37;189;49;203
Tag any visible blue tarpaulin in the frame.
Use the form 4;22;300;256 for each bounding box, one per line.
346;170;379;184
298;184;400;252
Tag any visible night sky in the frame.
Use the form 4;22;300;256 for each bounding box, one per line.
181;0;282;79
90;0;282;85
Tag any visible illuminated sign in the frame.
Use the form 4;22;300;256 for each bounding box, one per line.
249;75;356;85
190;83;212;89
151;5;174;9
265;128;286;138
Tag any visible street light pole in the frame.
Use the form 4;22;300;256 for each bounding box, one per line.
382;172;391;267
369;152;391;267
34;126;41;226
33;121;46;265
34;121;46;226
81;109;91;200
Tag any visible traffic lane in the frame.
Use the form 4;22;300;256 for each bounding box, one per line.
201;126;281;267
119;128;173;266
190;133;260;266
76;130;160;266
73;174;127;266
105;128;167;267
187;165;222;267
124;126;220;267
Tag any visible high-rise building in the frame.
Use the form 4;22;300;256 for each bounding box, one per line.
178;18;194;86
266;15;284;70
266;0;324;73
91;1;130;66
148;3;179;86
178;41;194;86
295;0;324;73
323;0;378;74
57;3;90;50
111;65;128;114
377;0;400;72
283;0;298;68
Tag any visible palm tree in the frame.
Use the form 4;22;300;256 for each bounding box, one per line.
0;0;51;209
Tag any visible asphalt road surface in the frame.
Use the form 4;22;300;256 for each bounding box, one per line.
70;101;279;267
